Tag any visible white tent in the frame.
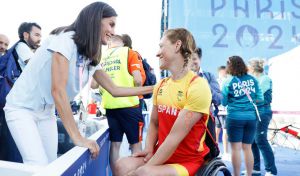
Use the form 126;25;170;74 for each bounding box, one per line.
268;46;300;149
268;46;300;113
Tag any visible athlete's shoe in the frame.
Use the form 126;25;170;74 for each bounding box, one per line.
241;169;261;175
265;172;276;176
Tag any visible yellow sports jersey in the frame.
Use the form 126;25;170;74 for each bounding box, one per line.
153;71;212;170
153;71;211;114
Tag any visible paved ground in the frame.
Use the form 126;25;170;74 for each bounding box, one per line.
219;143;300;176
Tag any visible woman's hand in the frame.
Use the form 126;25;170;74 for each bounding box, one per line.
132;149;153;162
74;138;100;159
93;69;153;97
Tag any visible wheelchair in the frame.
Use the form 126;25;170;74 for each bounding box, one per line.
196;157;231;176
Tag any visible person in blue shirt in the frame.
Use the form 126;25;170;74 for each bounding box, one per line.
222;56;263;176
191;47;222;112
247;58;277;176
0;34;9;56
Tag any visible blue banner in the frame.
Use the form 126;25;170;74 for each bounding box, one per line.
62;130;110;176
168;0;300;73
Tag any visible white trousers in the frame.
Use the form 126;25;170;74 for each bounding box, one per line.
4;105;58;166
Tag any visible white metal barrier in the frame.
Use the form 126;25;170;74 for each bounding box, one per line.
0;119;111;176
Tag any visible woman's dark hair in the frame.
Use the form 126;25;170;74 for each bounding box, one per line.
121;34;132;49
226;56;248;76
164;28;196;67
51;2;117;66
18;22;41;40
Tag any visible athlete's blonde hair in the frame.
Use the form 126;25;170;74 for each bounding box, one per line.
248;57;266;73
163;28;196;67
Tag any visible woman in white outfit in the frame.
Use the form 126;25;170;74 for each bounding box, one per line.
4;2;152;166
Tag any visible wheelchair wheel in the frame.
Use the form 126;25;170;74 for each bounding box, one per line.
211;165;232;176
196;157;231;176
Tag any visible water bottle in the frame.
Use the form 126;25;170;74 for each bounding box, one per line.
78;101;87;137
78;112;87;137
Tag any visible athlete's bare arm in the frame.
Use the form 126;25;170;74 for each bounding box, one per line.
146;109;203;165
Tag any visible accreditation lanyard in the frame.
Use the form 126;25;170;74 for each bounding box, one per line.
78;55;90;115
235;77;261;122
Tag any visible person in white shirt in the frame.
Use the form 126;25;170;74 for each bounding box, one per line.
4;2;153;166
15;22;42;70
0;23;41;163
216;65;230;161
